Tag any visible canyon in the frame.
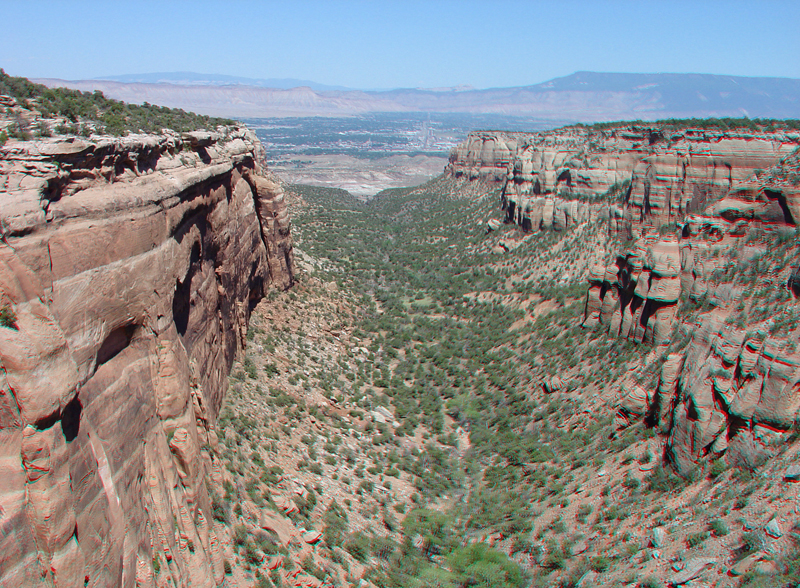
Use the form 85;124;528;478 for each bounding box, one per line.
3;75;800;587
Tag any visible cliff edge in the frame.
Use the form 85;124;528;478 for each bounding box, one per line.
0;127;294;587
446;122;800;475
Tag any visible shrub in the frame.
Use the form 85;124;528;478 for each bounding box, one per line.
212;496;227;522
448;543;525;588
738;531;764;559
233;524;247;546
686;532;708;548
0;69;234;135
244;356;257;379
576;504;593;524
622;474;641;491
708;458;726;480
0;305;17;329
639;576;662;588
344;532;371;562
542;548;566;570
709;519;728;537
590;555;611;572
646;464;684;493
401;508;455;558
323;501;347;547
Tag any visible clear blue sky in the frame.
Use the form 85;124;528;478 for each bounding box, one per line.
2;0;798;89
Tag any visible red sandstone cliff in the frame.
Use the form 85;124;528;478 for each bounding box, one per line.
0;128;294;587
446;125;799;235
448;124;800;474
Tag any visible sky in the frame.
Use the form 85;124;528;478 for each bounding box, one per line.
2;0;799;90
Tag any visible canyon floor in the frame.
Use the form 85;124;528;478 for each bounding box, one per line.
212;175;800;588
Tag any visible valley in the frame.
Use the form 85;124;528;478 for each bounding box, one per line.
3;70;800;588
246;113;555;198
216;117;800;586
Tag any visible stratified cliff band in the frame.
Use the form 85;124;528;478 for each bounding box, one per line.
446;123;800;474
0;128;294;587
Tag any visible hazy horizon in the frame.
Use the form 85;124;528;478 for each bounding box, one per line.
36;69;800;95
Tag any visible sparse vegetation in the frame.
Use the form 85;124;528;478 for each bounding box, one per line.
212;130;800;586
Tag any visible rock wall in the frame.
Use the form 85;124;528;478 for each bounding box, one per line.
446;126;799;234
0;129;294;587
450;125;800;474
583;233;682;346
595;149;800;472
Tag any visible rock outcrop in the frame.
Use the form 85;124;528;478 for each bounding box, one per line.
446;126;799;235
592;149;800;472
451;124;800;474
0;128;294;586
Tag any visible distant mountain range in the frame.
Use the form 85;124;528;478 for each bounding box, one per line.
95;71;353;92
35;71;800;122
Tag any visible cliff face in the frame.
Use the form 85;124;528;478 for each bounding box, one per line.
582;149;800;472
0;129;294;587
447;126;799;235
448;124;800;474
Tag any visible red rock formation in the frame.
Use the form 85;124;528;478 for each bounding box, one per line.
597;149;800;472
454;125;800;473
0;128;293;586
446;125;799;235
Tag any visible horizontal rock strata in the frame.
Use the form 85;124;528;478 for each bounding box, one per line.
451;124;800;473
446;126;799;235
0;128;294;587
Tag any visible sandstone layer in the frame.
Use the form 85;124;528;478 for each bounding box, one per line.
0;128;294;587
587;148;800;472
450;124;800;474
446;126;799;235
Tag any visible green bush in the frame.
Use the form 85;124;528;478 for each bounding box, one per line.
447;543;524;588
344;532;371;562
244;356;257;379
708;458;726;480
211;496;227;522
622;474;641;491
686;532;708;548
0;69;234;135
233;524;247;546
0;305;17;329
402;509;455;558
646;465;685;493
709;519;728;537
590;555;611;572
323;500;347;547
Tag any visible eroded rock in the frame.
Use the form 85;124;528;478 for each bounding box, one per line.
0;128;294;586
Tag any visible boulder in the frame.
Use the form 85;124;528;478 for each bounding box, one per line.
668;557;715;585
302;530;323;544
764;518;783;539
729;552;764;576
784;464;800;482
651;526;667;548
